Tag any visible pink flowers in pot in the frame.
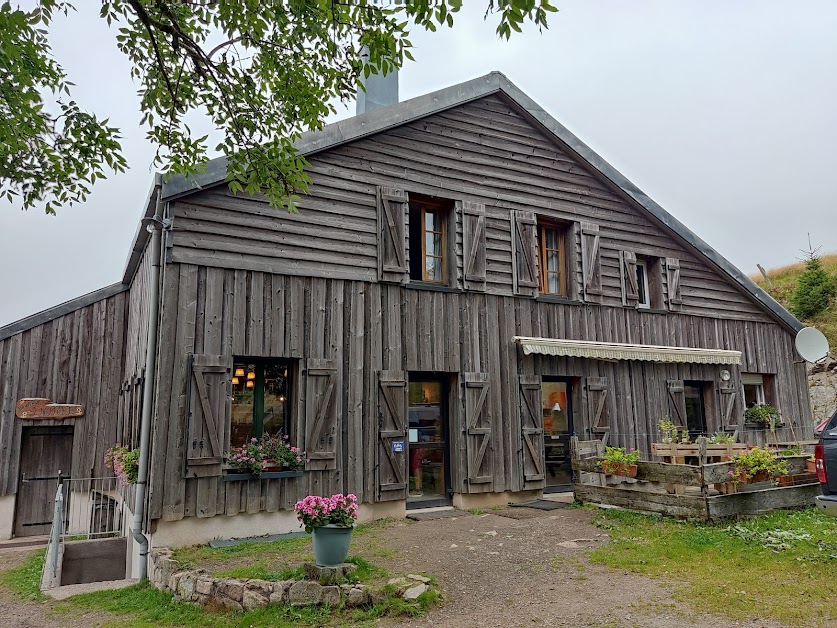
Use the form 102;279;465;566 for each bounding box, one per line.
105;444;139;486
294;493;359;533
227;432;306;475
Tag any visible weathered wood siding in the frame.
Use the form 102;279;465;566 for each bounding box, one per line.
0;291;128;494
148;265;811;521
167;94;773;324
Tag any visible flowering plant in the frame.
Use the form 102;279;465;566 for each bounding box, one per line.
729;447;789;481
228;438;269;475
261;433;304;471
744;404;779;427
105;445;140;485
295;493;359;533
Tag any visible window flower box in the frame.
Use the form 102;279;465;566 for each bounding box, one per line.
223;469;304;482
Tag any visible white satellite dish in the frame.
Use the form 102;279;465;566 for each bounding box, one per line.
795;327;830;363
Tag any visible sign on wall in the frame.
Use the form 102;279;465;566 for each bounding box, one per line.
16;398;84;419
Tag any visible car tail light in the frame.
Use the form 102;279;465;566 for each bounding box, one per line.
815;444;827;483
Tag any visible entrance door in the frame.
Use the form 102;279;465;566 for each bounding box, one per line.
407;377;450;508
14;426;74;537
542;378;574;492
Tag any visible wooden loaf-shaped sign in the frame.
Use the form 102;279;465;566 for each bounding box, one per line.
16;398;84;419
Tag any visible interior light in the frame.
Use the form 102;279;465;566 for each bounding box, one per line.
247;371;256;380
279;395;285;402
234;367;245;377
246;380;254;389
232;377;239;385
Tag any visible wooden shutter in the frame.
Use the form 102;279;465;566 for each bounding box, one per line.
185;354;231;478
463;373;492;486
580;222;602;302
620;251;639;306
377;187;408;283
511;210;538;297
377;371;408;501
519;375;545;487
720;382;739;429
667;380;687;428
587;377;610;434
462;201;487;290
666;258;682;311
305;359;338;471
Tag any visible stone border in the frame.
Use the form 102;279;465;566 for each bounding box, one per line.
148;548;431;610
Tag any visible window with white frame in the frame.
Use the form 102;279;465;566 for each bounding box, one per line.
741;373;765;408
635;260;651;309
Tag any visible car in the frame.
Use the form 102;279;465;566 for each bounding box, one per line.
814;410;837;516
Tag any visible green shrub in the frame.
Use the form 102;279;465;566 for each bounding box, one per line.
789;254;837;320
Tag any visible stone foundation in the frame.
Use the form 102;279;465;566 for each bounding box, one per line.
148;547;432;611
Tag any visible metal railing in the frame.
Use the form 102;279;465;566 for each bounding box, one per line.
62;477;130;540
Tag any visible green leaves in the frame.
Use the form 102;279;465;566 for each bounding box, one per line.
2;1;554;213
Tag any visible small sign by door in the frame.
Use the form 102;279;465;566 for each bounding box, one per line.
16;398;84;419
391;440;405;453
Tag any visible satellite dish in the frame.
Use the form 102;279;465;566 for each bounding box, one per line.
795;327;830;363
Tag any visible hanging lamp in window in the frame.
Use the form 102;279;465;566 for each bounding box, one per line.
234;367;245;377
232;377;240;385
247;371;256;381
246;380;254;389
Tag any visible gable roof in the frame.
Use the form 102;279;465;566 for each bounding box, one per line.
162;71;802;334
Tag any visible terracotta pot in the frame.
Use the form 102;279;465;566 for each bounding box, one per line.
602;462;638;478
774;475;794;487
739;469;771;484
807;459;817;473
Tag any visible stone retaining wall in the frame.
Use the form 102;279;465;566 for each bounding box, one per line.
148;547;429;610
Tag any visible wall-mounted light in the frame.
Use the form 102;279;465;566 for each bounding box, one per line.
552;403;562;413
234;367;245;377
720;370;731;382
279;395;285;402
247;371;256;380
246;380;254;389
232;377;240;385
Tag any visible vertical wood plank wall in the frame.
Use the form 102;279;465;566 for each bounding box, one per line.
146;265;812;522
0;291;128;492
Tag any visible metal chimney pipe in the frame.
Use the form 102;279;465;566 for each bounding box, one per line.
356;48;399;115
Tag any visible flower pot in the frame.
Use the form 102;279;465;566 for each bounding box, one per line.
774;475;794;487
807;459;817;473
311;524;353;567
601;462;638;478
739;470;770;484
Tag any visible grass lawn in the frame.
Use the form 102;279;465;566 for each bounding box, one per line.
0;549;48;602
589;506;837;626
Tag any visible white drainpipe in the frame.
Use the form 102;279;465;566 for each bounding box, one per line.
132;173;164;580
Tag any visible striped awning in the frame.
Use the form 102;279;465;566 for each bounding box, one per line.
513;336;742;365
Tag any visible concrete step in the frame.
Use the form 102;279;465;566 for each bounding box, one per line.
43;578;138;600
0;535;50;551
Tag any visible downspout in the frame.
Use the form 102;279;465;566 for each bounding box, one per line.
132;173;165;580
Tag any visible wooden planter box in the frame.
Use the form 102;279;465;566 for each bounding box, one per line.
601;462;638;478
738;470;771;484
223;469;304;481
652;442;748;463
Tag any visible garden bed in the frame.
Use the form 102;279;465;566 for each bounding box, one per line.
573;438;821;521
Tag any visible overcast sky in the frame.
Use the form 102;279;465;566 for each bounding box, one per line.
1;0;835;327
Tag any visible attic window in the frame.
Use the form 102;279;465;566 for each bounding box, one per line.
538;221;569;296
409;195;451;284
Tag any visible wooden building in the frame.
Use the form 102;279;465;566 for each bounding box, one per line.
0;72;812;547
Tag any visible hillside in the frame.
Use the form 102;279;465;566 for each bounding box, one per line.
751;253;837;349
752;254;837;424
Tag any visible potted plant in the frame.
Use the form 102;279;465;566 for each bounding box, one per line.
105;445;140;486
744;404;780;428
261;433;304;472
729;447;789;484
807;455;817;473
295;493;359;566
597;446;641;478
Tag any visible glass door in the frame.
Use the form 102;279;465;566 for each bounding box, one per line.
407;378;450;509
542;378;574;492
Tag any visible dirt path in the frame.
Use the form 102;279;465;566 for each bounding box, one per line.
365;506;780;628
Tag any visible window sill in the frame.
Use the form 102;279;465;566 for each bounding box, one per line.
535;295;582;305
405;281;462;294
223;470;304;481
